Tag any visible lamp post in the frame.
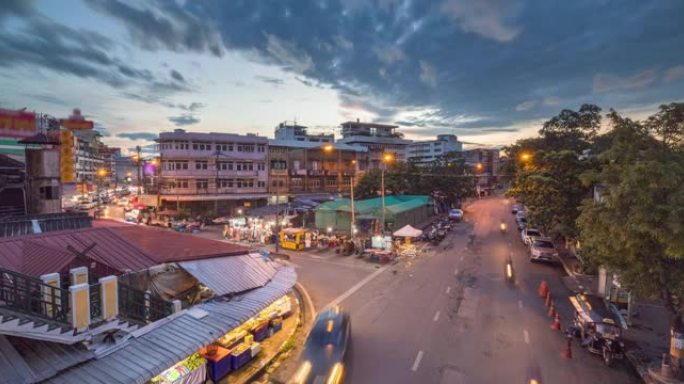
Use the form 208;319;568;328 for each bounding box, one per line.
380;153;394;234
96;168;108;217
350;159;357;238
133;145;142;195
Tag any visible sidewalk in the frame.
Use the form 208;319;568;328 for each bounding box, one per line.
553;241;675;383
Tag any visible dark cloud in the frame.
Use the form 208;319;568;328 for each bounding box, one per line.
255;75;284;86
185;0;684;132
0;14;190;100
85;0;224;57
0;0;36;21
168;114;200;126
170;69;185;82
122;93;203;112
117;132;159;141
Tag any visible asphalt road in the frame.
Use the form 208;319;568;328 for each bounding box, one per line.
289;195;639;384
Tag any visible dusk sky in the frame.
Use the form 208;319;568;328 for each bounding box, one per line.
1;0;683;153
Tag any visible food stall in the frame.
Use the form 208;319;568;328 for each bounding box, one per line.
149;353;206;384
280;228;308;251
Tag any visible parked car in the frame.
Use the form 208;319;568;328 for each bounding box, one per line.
521;227;543;246
512;203;524;214
516;216;528;231
529;238;560;263
448;208;464;222
117;197;129;207
292;307;351;384
77;199;96;211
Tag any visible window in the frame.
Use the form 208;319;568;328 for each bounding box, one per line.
228;144;233;151
279;180;285;187
39;186;59;200
271;160;287;170
206;144;211;151
193;143;198;150
271;180;278;187
221;144;227;151
174;179;188;188
199;144;205;150
196;179;209;189
219;162;233;170
195;161;208;170
257;145;265;152
257;162;265;171
219;179;234;188
257;181;265;188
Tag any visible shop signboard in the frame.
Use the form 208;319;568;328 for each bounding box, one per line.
0;109;37;138
60;119;94;130
60;130;76;183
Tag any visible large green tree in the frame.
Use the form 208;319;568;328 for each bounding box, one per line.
577;110;684;372
506;105;601;237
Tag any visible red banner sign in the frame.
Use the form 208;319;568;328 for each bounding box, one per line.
0;109;37;138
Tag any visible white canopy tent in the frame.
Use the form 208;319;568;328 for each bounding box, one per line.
392;225;422;238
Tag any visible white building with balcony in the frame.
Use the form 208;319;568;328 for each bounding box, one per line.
404;134;463;166
336;119;411;169
157;129;269;215
274;122;334;143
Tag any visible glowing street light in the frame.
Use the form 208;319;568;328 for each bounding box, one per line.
322;144;334;153
520;152;532;162
237;208;243;215
97;168;108;178
380;152;394;234
476;162;484;171
382;152;395;163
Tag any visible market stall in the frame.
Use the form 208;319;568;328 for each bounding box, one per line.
149;353;207;384
392;225;422;244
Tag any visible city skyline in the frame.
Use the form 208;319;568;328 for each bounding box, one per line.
1;0;683;153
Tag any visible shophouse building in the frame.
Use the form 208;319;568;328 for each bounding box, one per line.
156;129;269;215
336;119;411;169
274;122;334;143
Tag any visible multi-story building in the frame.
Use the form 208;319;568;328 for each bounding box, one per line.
71;129;105;186
463;148;501;187
404;134;463;166
156;129;269;215
336;119;411;169
267;139;366;201
274;122;334;143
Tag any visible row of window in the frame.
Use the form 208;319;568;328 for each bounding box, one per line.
159;142;266;153
165;179;266;189
164;161;265;171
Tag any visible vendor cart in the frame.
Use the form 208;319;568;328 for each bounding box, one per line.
280;228;307;251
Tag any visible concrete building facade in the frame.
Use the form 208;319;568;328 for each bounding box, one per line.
336;120;411;169
274;122;334;143
404;134;463;166
157;129;269;215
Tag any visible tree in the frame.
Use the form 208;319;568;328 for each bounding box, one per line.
577;110;684;374
539;103;602;152
645;102;684;150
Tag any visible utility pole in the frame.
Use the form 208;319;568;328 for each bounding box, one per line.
350;173;355;238
136;145;142;195
381;165;385;234
156;152;162;208
214;148;220;216
337;148;342;194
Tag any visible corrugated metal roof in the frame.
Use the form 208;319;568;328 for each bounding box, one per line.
110;226;250;262
7;336;95;382
46;265;297;384
0;227;158;277
0;335;35;384
179;253;277;296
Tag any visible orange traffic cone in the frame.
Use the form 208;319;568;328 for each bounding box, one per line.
561;337;572;359
538;280;549;297
550;313;561;331
545;292;552;308
547;302;556;317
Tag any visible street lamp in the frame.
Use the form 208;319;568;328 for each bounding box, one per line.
520;152;532;162
380;152;394;234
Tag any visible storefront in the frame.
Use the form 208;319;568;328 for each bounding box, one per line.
148;295;293;384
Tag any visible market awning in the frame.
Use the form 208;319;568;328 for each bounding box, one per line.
393;225;422;237
178;254;277;296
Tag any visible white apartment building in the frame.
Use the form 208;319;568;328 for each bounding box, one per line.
157;129;269;215
404;134;463;166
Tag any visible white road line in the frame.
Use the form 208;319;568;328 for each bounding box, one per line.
518;300;523;309
454;268;459;276
446;286;451;295
523;329;530;344
326;265;389;309
433;310;441;322
460;255;464;261
411;350;424;372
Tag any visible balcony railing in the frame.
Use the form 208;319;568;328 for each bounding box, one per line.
0;267;70;325
118;283;173;324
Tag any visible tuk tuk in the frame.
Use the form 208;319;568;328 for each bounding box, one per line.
568;294;625;366
280;228;307;251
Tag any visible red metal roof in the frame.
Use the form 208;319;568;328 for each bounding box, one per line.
0;225;250;278
109;226;250;263
0;227;158;277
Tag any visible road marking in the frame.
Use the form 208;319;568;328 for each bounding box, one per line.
412;350;424;372
523;329;530;344
518;300;523;309
445;286;451;295
454;268;459;276
433;310;441;322
460;255;464;261
326;265;389;309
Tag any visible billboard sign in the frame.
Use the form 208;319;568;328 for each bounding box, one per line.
0;109;37;138
60;130;76;183
60;108;94;130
